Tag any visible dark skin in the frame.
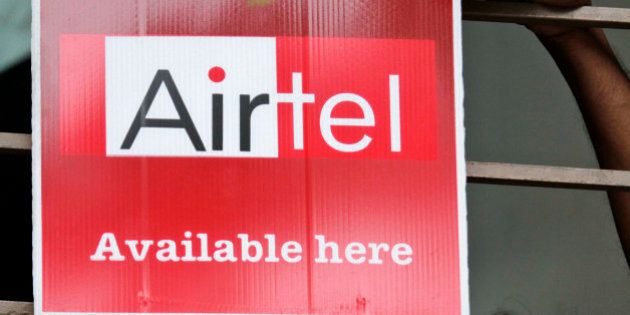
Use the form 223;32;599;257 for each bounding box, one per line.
528;0;630;266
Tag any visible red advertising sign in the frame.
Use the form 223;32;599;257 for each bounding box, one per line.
33;1;467;314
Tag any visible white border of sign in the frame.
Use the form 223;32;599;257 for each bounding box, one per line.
31;0;468;313
32;0;43;314
453;0;471;313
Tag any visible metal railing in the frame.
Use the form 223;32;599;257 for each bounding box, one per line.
463;1;630;29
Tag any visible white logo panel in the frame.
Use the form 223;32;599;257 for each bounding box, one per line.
106;36;278;157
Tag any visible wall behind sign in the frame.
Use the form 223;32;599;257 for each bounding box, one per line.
465;0;630;314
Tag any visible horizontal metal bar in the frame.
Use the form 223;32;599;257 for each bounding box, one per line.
0;300;33;315
0;132;31;152
2;133;628;189
463;1;630;29
467;161;630;190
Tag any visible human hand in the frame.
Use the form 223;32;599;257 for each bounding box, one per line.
527;0;591;38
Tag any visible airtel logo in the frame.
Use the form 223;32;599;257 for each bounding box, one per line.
105;36;436;159
121;68;401;154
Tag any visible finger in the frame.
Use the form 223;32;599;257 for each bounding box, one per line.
526;24;583;38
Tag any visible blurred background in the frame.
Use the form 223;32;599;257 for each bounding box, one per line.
464;1;630;313
0;0;629;313
0;0;33;303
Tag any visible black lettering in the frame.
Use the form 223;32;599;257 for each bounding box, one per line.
212;94;223;151
239;94;269;152
121;70;205;151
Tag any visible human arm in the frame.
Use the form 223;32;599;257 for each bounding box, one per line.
528;0;630;266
